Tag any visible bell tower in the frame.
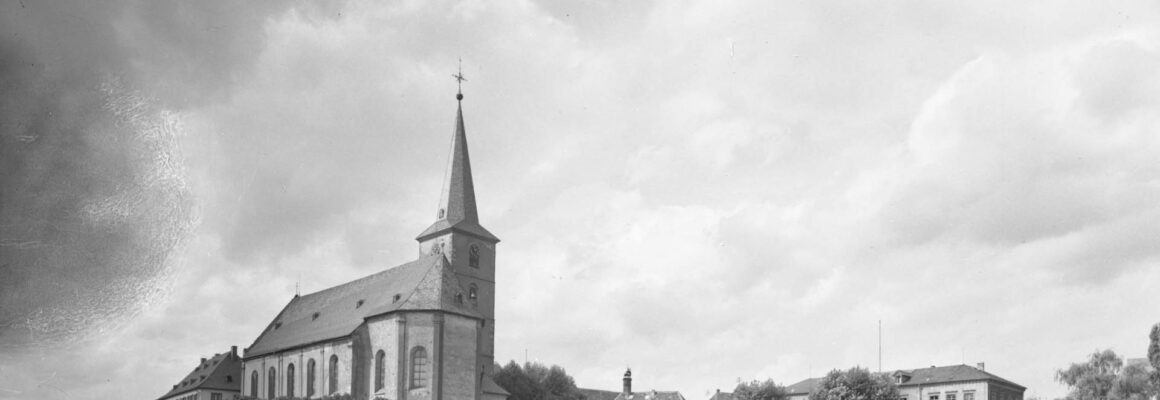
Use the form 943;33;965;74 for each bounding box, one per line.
416;83;500;375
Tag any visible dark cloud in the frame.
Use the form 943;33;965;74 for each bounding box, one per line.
0;0;312;350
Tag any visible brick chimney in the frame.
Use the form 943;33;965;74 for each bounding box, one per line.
623;368;632;396
231;346;238;359
976;362;985;371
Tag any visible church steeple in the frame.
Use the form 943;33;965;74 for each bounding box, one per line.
416;84;498;243
415;71;501;383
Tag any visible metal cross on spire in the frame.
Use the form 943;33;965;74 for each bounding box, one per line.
452;58;466;101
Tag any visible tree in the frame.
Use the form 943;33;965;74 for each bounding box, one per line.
734;379;789;400
492;360;584;400
1055;349;1124;400
1149;324;1160;391
808;367;898;400
1109;362;1155;400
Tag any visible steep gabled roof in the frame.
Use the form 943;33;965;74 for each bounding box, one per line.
895;365;1025;390
158;349;241;400
244;254;481;359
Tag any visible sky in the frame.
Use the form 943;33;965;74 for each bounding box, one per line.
1;1;1159;399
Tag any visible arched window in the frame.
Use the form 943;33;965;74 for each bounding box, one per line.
411;346;428;388
267;367;276;399
329;355;339;394
375;350;387;391
286;363;295;397
468;284;478;301
469;244;480;268
307;359;316;397
250;370;258;398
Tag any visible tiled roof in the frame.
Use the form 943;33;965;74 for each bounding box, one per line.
580;388;623;400
708;391;735;400
895;365;1025;390
416;219;499;242
614;390;687;400
158;349;241;400
786;378;820;395
245;254;482;358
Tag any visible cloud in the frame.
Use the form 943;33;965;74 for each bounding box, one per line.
4;2;1160;400
0;0;305;388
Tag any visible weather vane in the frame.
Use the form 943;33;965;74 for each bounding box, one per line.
452;58;466;100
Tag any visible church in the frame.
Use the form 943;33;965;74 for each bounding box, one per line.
240;88;509;400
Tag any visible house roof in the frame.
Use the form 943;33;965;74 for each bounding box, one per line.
614;390;687;400
708;391;735;400
789;364;1024;396
894;365;1025;390
786;378;820;395
245;254;482;358
580;388;623;400
158;348;241;400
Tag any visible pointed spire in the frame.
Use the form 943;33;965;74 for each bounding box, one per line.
416;78;498;243
438;101;479;224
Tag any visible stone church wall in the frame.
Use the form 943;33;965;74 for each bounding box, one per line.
242;338;354;398
405;313;437;400
442;313;480;400
364;314;403;398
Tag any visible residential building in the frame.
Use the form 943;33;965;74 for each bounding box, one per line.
708;389;735;400
158;346;242;400
786;364;1025;400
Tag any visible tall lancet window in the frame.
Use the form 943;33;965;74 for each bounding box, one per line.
329;355;339;394
307;359;316;397
286;363;295;397
250;371;258;398
375;350;386;391
267;367;276;399
411;346;428;388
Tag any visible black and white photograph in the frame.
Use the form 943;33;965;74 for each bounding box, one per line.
1;2;1159;400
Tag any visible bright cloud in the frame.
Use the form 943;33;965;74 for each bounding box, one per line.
2;1;1160;400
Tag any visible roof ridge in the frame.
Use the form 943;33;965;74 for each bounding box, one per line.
299;254;441;299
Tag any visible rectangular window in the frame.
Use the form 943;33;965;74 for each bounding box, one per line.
212;394;223;400
931;394;940;400
948;393;957;400
965;392;975;400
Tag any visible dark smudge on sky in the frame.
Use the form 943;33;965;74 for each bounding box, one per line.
0;0;316;350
